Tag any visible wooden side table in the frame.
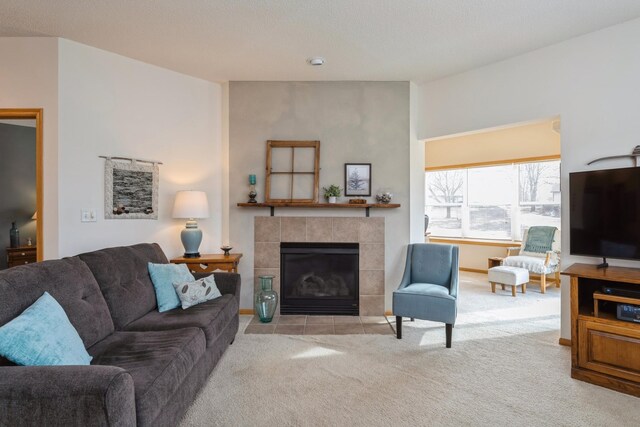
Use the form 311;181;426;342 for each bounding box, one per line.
487;257;503;269
7;246;37;268
170;253;242;274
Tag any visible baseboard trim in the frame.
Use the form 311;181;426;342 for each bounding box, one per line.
460;267;488;274
559;338;571;347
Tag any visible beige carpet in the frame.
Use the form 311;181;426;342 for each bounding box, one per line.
181;272;640;426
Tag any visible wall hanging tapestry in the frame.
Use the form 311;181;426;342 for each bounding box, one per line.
103;157;160;219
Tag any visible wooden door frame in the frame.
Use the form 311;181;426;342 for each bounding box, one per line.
0;109;44;261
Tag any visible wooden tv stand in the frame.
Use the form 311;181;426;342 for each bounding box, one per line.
563;263;640;397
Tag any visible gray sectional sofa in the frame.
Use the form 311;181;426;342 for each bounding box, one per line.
0;243;240;426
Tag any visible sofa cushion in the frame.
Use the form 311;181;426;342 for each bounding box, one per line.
0;257;114;349
79;243;168;329
125;294;238;347
88;328;205;425
393;283;456;324
503;255;558;275
395;283;454;300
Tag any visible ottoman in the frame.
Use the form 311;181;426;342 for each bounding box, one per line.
488;266;529;297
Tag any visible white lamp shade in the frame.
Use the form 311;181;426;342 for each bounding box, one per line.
172;191;210;219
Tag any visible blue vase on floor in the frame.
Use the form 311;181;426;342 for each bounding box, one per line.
255;275;278;323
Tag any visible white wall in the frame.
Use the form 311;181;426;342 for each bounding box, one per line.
0;38;59;261
417;17;640;340
409;82;426;243
57;39;223;258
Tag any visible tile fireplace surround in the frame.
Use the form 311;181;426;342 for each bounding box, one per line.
254;216;385;316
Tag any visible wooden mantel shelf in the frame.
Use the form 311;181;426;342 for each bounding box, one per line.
237;202;400;217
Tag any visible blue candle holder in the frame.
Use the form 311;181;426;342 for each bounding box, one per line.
248;174;257;203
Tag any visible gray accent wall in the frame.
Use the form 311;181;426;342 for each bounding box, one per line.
229;81;410;311
0;123;37;269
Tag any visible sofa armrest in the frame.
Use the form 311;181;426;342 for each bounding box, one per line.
0;365;135;426
193;272;241;300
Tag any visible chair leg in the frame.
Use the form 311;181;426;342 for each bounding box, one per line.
555;271;561;287
396;316;402;339
522;283;527;293
511;285;516;297
540;274;546;294
445;324;453;348
501;284;505;291
491;282;496;293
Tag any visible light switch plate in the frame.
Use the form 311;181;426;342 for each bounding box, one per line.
81;209;97;222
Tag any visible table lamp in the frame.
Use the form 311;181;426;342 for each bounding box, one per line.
172;190;209;258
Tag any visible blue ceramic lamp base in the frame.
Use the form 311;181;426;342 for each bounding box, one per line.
181;220;203;258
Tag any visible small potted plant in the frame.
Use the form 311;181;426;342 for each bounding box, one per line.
322;184;342;204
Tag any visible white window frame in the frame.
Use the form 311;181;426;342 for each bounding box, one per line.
426;159;560;241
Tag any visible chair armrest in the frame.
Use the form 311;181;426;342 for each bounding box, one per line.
193;272;241;300
506;246;521;256
0;365;135;426
450;246;460;298
545;250;560;267
396;245;413;290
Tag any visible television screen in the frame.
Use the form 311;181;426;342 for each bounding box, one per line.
570;166;640;260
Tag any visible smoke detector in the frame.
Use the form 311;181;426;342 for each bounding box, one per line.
307;57;325;66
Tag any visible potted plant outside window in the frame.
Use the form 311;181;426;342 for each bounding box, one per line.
322;184;342;204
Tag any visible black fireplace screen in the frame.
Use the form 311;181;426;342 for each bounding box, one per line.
280;242;359;315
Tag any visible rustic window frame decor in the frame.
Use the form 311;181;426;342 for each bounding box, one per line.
265;140;320;203
345;163;372;196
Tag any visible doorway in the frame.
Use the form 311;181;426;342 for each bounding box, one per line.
423;117;561;336
0;109;43;268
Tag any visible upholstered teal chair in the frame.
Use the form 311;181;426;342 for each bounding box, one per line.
393;243;459;348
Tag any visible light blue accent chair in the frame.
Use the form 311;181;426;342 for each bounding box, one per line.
392;243;459;348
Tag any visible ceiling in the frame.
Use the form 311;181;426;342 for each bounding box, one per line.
2;0;640;83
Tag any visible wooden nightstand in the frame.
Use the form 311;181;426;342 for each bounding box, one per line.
7;246;37;268
170;253;242;274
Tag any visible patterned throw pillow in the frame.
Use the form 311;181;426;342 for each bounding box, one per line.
172;275;222;309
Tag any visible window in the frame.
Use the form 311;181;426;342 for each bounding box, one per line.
425;169;464;237
426;160;561;240
518;161;561;236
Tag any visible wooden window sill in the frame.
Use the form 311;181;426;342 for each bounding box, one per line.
429;237;521;248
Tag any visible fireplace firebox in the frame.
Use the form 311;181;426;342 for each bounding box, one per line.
280;242;359;315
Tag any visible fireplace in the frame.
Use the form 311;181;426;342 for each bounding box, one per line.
280;242;359;315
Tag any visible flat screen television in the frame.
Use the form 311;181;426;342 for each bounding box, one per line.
570;166;640;262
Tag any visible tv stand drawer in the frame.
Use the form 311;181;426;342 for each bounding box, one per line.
578;319;640;383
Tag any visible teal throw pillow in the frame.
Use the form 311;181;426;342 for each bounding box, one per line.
0;292;92;366
173;274;222;309
148;262;195;312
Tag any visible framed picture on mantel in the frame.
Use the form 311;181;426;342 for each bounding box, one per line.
345;163;371;197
